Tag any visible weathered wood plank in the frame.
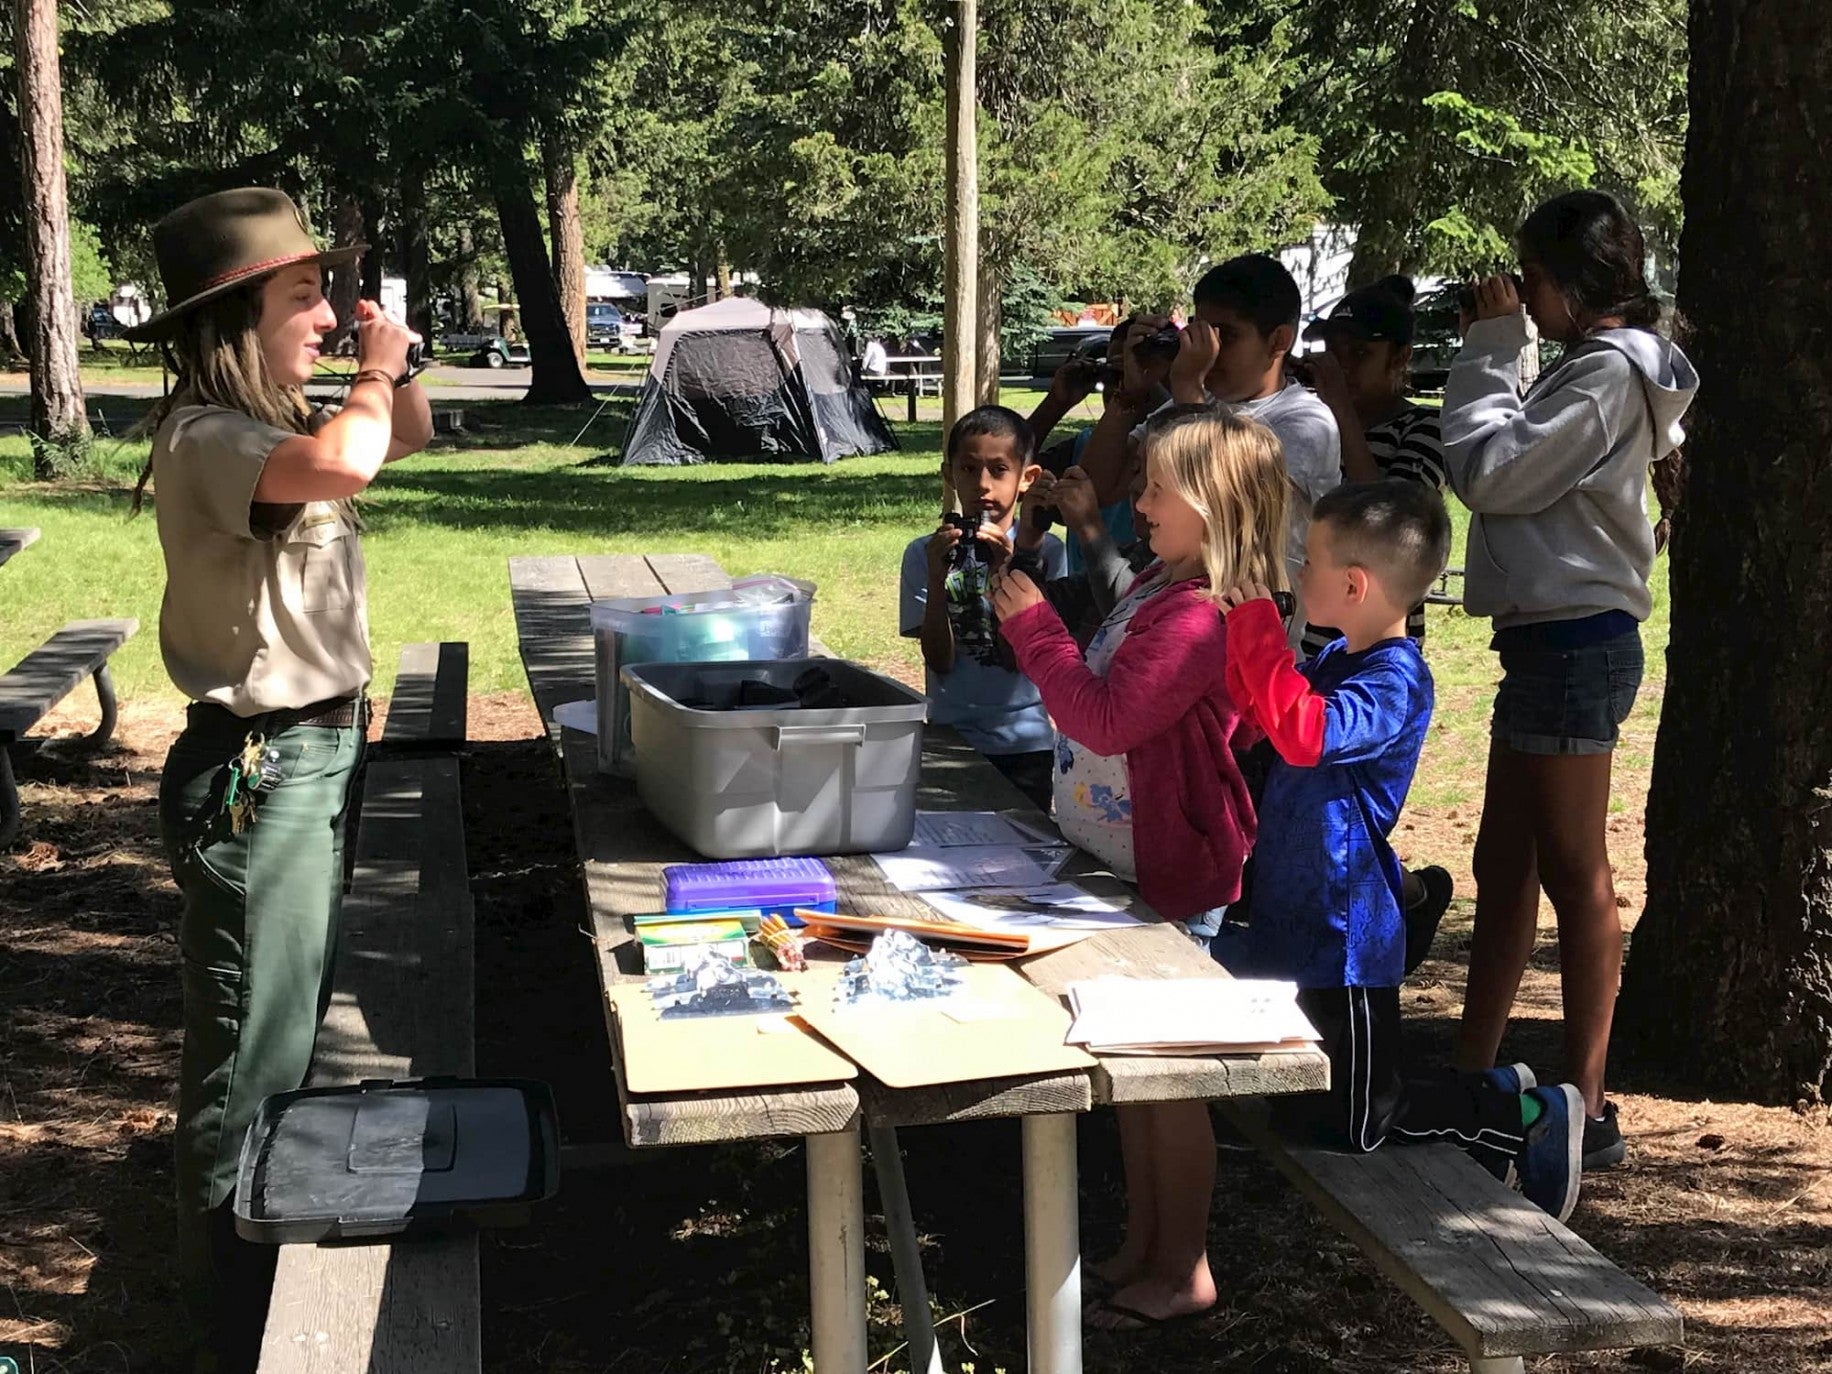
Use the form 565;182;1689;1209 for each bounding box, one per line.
576;553;666;602
380;642;468;749
623;1085;859;1147
258;1241;481;1373
310;759;474;1081
259;755;480;1374
0;619;137;737
1221;1101;1684;1359
507;556;592;751
855;1070;1091;1128
644;552;731;595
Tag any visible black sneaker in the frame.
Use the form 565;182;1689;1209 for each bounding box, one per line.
1582;1100;1627;1170
1402;865;1453;976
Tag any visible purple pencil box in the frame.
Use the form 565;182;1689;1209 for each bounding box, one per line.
662;857;838;927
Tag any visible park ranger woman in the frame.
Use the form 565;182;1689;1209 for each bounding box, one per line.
123;187;431;1372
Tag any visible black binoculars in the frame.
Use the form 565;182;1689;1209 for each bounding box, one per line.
1455;273;1524;314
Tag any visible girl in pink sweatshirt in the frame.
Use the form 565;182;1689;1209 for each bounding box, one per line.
991;406;1291;1331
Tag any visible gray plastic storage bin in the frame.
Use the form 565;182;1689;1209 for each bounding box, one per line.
622;659;927;858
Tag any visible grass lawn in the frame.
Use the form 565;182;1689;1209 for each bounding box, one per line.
0;389;1670;820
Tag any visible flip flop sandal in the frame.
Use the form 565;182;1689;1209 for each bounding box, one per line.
1087;1299;1213;1334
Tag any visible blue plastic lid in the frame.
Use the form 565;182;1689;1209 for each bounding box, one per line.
664;857;837;912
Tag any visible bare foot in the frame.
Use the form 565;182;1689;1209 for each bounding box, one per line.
1087;1276;1216;1331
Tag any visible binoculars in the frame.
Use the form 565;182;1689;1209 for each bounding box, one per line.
1455;273;1524;314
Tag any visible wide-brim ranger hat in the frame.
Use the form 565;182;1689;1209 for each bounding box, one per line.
1301;283;1415;348
122;188;366;342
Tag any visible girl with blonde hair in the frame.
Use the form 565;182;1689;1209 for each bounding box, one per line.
990;405;1290;1331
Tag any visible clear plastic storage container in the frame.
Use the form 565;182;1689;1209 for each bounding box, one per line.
622;659;927;858
591;575;814;775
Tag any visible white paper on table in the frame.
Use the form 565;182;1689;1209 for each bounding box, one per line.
1064;977;1321;1052
923;884;1142;933
553;699;598;734
1020;845;1076;879
872;845;1053;893
911;810;1040;849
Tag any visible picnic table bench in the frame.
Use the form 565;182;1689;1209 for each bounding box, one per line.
257;642;481;1373
1223;1101;1680;1372
0;526;41;569
0;530;138;846
507;550;1680;1372
867;355;946;422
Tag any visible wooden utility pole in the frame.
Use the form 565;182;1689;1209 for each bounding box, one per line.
975;261;1000;404
15;0;88;477
942;0;979;454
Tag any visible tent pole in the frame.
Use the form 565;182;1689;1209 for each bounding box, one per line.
941;0;979;515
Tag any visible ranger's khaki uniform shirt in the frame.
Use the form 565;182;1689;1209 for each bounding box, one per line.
152;405;371;715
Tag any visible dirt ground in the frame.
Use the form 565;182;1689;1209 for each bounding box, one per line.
2;692;1829;1373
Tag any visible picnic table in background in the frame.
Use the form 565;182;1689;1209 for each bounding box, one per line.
0;526;41;570
867;355;947;423
507;551;1329;1374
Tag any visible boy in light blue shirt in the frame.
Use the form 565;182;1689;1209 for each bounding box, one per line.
900;406;1066;810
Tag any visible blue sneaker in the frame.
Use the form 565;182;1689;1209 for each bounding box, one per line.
1482;1063;1537;1096
1516;1084;1584;1222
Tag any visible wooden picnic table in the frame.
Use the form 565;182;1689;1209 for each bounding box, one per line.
508;551;1329;1374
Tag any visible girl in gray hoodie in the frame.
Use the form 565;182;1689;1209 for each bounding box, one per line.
1442;190;1698;1174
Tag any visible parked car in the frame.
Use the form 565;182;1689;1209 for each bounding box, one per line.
1027;325;1112;381
586;302;624;348
83;304;123;342
1404;285;1563;395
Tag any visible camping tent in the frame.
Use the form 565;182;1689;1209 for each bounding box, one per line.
619;297;897;466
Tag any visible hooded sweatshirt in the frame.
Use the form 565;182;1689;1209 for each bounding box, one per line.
999;573;1259;922
1442;313;1699;629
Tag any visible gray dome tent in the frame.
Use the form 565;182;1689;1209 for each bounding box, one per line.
618;297;897;465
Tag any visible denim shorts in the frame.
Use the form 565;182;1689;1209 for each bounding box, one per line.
1491;630;1643;756
1174;907;1227;955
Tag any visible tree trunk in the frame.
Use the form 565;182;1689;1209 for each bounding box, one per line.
542;131;587;367
458;222;486;331
15;0;88;477
0;300;21;362
942;0;980;504
1617;0;1832;1106
325;194;365;351
715;250;732;302
359;198;385;303
399;173;434;344
491;151;591;405
975;259;1002;405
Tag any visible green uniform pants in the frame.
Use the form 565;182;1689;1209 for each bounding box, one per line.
159;707;364;1347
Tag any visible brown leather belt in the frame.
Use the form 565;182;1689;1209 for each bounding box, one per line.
288;694;367;729
189;693;368;731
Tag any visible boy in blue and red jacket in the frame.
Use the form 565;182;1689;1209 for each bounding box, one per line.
1217;480;1589;1221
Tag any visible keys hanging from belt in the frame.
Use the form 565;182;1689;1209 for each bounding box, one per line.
223;732;283;834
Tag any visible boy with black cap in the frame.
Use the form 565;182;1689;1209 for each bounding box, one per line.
1303;275;1449;561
